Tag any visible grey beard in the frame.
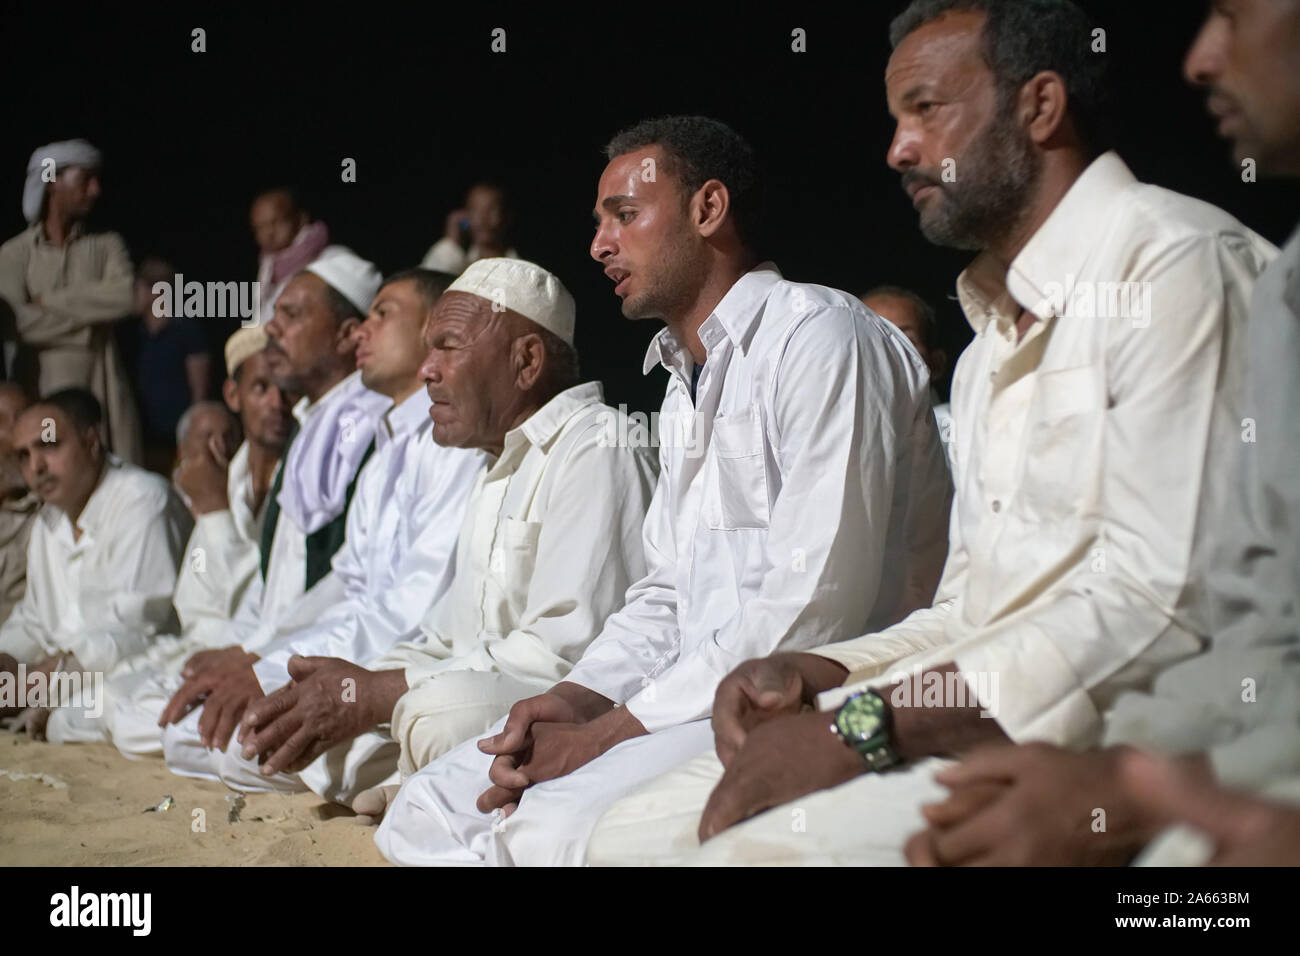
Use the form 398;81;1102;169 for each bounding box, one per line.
919;120;1042;252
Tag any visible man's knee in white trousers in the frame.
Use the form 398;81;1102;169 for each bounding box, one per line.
216;737;308;794
297;732;401;806
161;707;222;780
586;750;725;866
375;717;508;867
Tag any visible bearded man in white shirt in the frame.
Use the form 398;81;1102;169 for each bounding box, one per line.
233;258;656;809
0;388;191;740
580;0;1278;866
88;328;293;757
897;0;1300;869
374;117;953;866
164;267;488;797
155;250;392;767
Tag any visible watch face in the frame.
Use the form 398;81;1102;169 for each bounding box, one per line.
837;692;886;744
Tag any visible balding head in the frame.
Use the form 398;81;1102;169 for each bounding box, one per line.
417;290;580;455
177;401;241;462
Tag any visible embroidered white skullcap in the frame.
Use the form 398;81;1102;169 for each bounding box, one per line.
302;249;383;316
225;326;267;378
446;257;575;346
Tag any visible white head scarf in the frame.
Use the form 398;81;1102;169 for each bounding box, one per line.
23;139;102;223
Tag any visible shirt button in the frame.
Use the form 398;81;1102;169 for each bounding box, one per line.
991;499;1001;513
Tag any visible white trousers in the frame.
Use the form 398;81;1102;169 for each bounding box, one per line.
45;634;198;750
374;718;715;866
587;753;953;866
291;668;543;805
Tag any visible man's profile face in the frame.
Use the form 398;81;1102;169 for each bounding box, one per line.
466;185;507;246
49;165;102;220
12;406;101;513
590;145;703;321
179;406;239;462
418;292;516;450
263;272;349;393
231;350;293;448
356;279;430;398
250;191;304;255
885;10;1041;250
1185;0;1300;175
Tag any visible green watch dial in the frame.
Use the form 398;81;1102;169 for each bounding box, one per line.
833;690;900;770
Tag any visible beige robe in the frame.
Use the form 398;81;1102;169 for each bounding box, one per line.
0;222;143;463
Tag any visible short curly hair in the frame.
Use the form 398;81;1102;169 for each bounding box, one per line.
605;115;766;253
890;0;1113;157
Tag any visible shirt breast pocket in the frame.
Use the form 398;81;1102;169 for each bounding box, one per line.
490;517;542;621
1021;365;1105;522
705;411;771;531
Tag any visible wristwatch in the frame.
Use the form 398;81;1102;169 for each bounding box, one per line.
830;689;901;771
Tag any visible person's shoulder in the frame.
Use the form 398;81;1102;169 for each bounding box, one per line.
0;226;37;257
107;461;180;512
1116;179;1273;258
552;399;657;472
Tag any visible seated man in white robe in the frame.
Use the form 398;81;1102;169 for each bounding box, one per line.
171;268;486;796
374;117;953;866
234;259;656;808
104;327;292;756
896;0;1300;869
154;250;391;765
0;388;191;740
579;0;1278;866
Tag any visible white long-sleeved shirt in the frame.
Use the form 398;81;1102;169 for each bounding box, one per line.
562;264;953;732
419;238;519;277
172;440;269;649
1101;225;1300;791
222;371;383;653
251;389;486;691
374;382;657;691
0;457;192;673
815;153;1277;749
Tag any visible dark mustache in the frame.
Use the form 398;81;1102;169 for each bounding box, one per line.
900;169;943;194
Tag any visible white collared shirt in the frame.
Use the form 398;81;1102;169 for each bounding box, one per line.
816;153;1277;748
375;382;658;691
0;457;192;673
170;441;269;649
1102;224;1300;792
225;371;378;652
563;263;952;732
251;389;486;690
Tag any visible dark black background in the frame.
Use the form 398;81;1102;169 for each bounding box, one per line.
4;0;1297;415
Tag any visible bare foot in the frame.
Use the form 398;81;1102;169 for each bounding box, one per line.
352;784;400;825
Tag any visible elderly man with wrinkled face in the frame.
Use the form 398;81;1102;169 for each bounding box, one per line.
232;258;657;813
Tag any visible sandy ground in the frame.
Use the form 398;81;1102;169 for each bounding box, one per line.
0;734;388;866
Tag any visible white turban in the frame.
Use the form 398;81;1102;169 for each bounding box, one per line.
302;248;382;316
447;257;576;346
23;139;102;223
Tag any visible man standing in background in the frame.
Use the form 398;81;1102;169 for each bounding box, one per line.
0;139;143;463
